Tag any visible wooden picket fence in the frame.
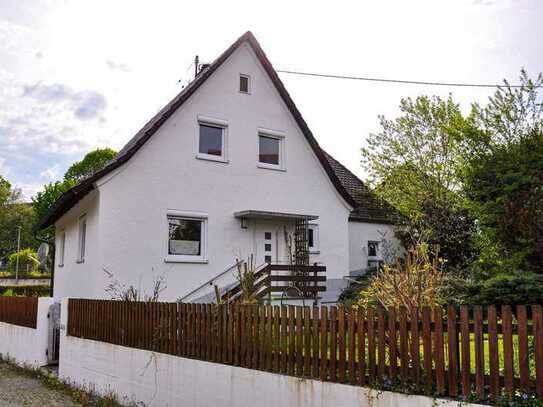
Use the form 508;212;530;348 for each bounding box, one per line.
0;296;38;329
67;299;543;401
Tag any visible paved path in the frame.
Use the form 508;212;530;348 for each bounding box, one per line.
0;362;81;407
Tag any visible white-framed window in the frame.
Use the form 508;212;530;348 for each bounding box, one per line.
367;241;379;258
196;116;228;163
239;74;250;93
76;215;86;263
308;224;319;254
257;129;285;171
165;210;208;263
58;231;66;267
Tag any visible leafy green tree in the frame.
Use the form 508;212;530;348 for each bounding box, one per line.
32;179;77;227
64;148;116;182
33;147;116;229
6;248;40;276
0;176;38;259
362;95;471;219
461;71;543;273
362;95;478;272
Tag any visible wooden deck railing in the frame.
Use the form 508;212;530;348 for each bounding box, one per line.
0;296;38;329
221;263;326;303
67;300;543;402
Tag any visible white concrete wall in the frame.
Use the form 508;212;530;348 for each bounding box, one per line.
0;297;53;368
59;301;481;407
348;221;398;275
54;41;351;301
54;191;100;300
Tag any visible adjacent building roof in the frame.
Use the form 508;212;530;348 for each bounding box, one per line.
36;31;396;229
322;151;398;224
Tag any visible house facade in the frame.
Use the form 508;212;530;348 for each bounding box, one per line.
38;32;397;302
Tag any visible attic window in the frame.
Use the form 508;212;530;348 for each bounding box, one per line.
239;74;250;93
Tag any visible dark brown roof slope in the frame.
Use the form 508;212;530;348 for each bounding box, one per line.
322;151;399;224
36;31;356;230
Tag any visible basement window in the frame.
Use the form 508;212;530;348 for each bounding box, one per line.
239;74;250;93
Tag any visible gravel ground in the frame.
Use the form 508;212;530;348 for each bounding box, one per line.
0;362;81;407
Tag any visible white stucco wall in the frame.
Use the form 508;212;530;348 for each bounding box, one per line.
54;42;351;301
0;297;53;368
348;221;398;275
59;301;481;407
54;191;100;300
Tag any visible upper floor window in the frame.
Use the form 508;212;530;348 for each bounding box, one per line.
77;215;86;263
239;74;250;93
258;132;284;170
197;117;228;163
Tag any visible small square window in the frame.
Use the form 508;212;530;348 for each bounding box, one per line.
264;232;272;240
239;74;250;93
368;241;379;258
265;255;272;264
199;124;223;157
259;135;280;166
265;243;272;252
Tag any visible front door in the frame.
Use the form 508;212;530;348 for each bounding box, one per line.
261;230;276;265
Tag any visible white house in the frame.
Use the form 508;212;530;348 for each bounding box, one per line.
37;32;397;303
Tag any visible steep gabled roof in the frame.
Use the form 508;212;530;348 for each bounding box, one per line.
322;151;399;224
37;31;356;230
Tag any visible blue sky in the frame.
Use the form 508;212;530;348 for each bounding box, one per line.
0;0;541;199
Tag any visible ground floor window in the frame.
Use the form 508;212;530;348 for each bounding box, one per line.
166;212;207;263
308;224;319;253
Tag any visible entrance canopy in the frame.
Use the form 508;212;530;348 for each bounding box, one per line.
233;210;318;222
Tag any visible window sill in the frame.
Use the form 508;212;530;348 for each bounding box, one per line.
164;255;208;264
310;250;320;255
196;153;228;163
257;163;286;172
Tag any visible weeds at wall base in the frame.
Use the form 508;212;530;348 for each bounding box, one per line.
0;356;141;407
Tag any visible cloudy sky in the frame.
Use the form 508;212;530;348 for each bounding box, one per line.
0;0;541;199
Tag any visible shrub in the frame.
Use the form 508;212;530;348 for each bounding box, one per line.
0;285;50;297
6;249;39;277
462;272;543;307
358;244;446;309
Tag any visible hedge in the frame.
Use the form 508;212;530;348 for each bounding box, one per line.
0;285;51;297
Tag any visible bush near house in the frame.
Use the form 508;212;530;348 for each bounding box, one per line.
0;285;50;297
6;249;40;277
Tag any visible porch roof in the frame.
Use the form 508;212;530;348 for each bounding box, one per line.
233;210;318;221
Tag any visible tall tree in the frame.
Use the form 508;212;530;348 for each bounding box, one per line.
33;147;117;228
362;95;478;272
461;70;543;273
0;176;37;259
63;148;116;182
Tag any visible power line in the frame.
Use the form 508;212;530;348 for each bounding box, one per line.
276;69;540;89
